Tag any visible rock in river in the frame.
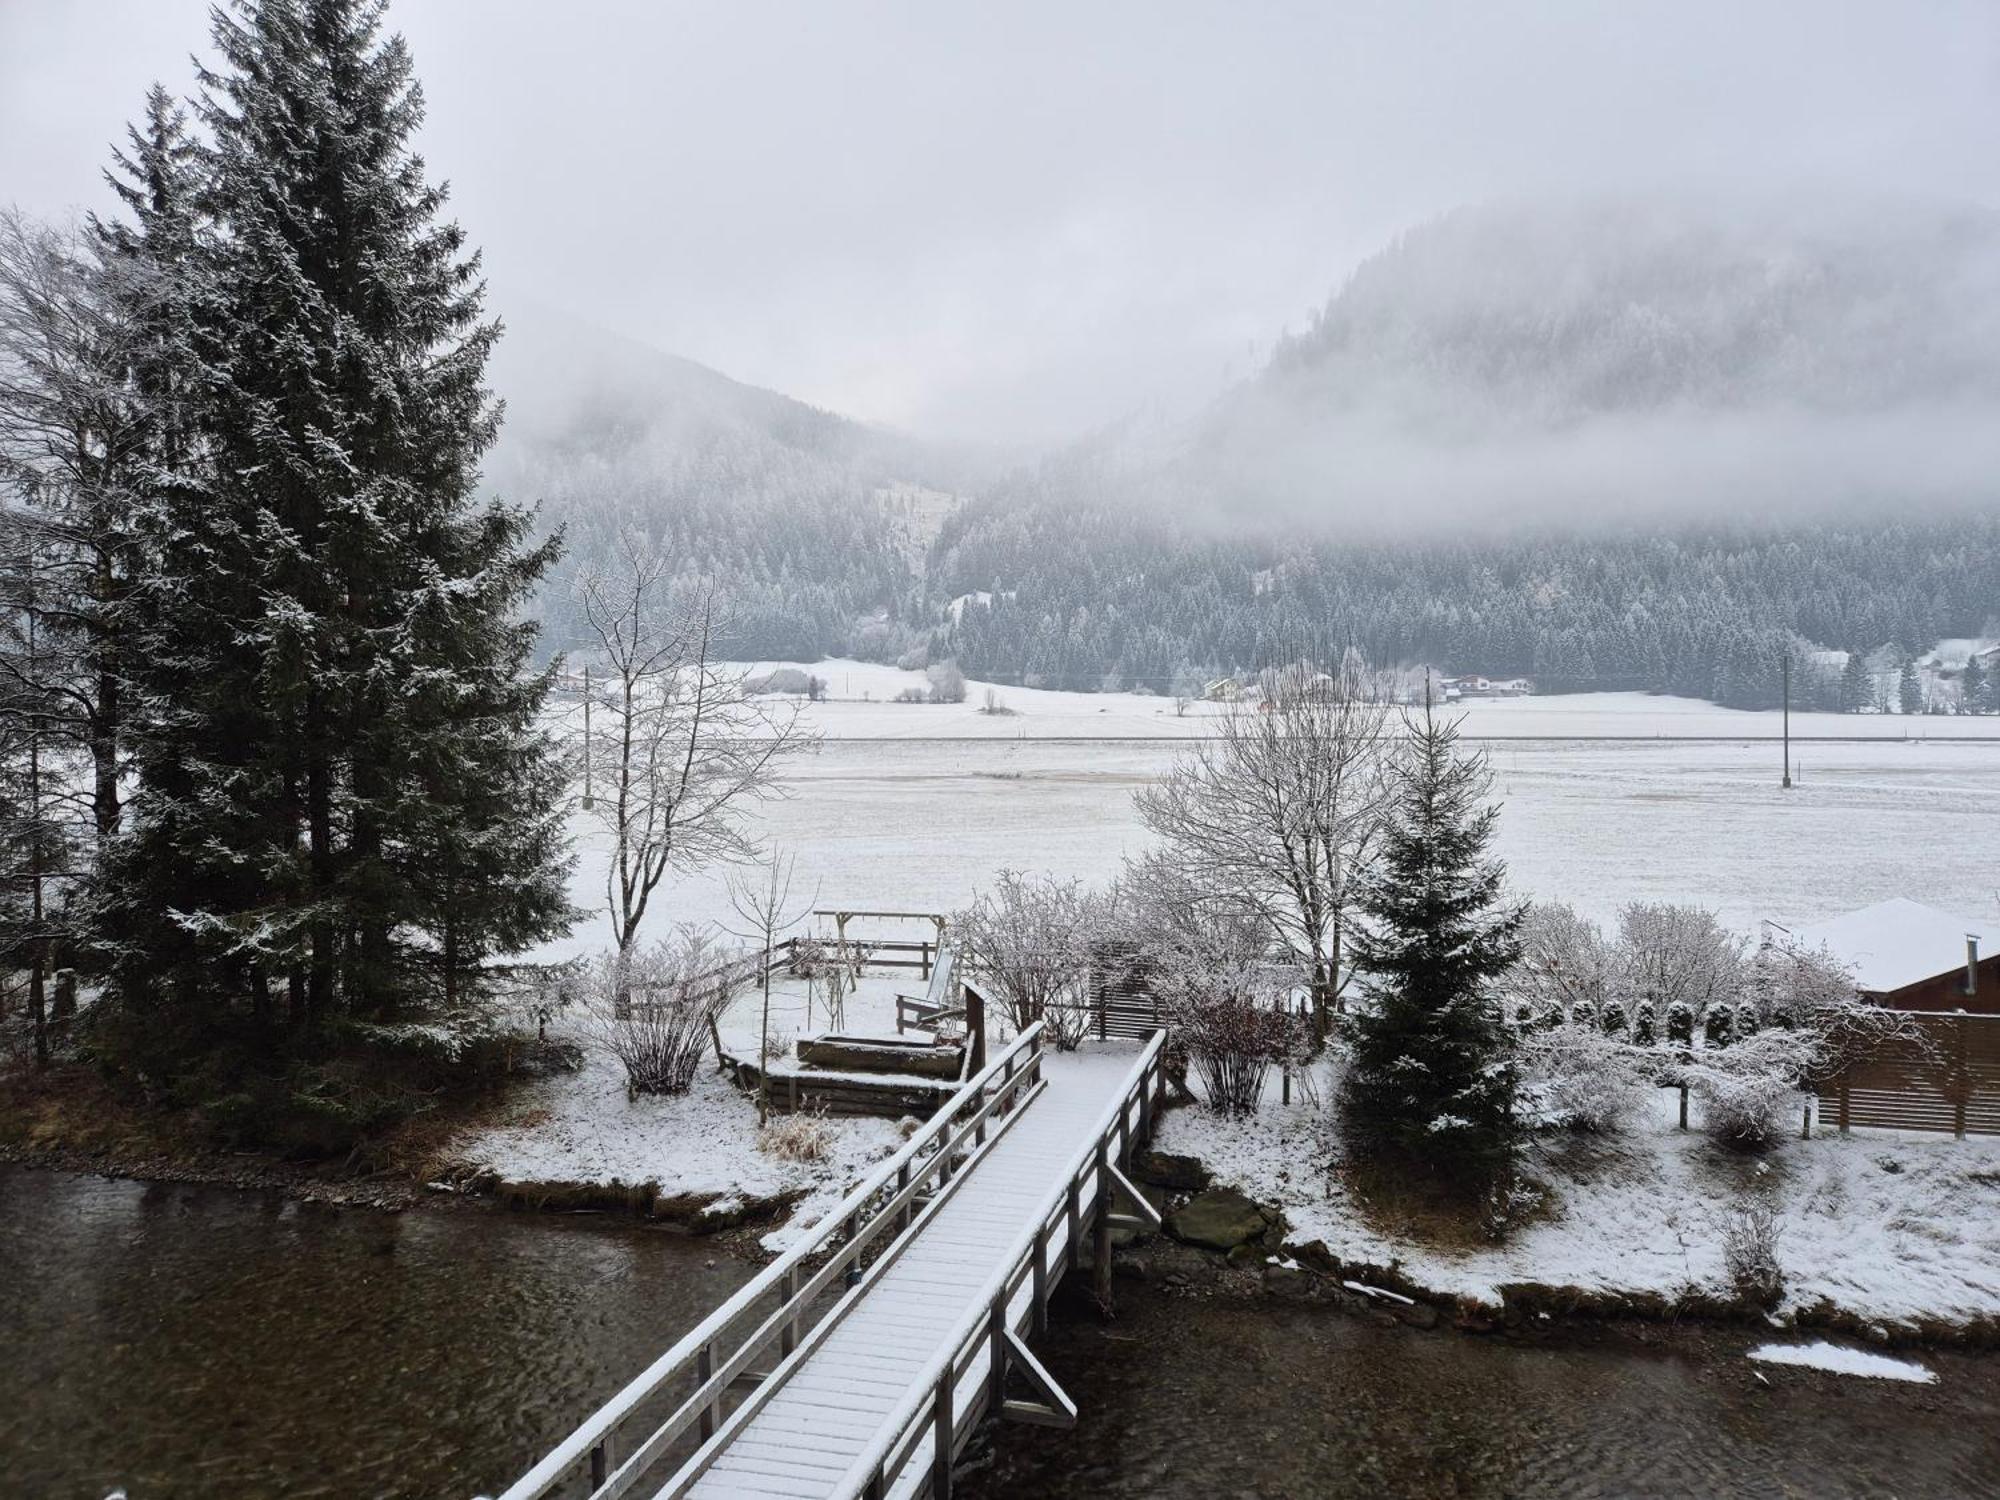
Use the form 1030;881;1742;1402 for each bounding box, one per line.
1167;1187;1269;1252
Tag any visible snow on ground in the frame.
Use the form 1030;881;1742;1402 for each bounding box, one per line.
536;730;2000;966
452;973;930;1247
744;661;2000;741
1749;1341;1938;1382
1162;1078;2000;1332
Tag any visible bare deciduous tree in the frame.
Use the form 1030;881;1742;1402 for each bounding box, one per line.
725;846;815;1125
1614;902;1746;1021
956;869;1111;1050
0;209;152;850
574;535;815;984
1134;653;1388;1036
1511;902;1615;1023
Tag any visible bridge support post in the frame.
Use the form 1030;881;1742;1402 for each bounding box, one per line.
1091;1139;1114;1312
988;1293;1009;1406
1031;1222;1049;1336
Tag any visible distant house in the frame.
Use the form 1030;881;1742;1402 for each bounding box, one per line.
1787;897;1996;1015
1443;675;1532;699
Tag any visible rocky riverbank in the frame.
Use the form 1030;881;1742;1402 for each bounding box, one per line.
1127;1130;2000;1349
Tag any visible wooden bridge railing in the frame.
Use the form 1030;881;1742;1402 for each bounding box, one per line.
492;1022;1049;1500
836;1031;1168;1499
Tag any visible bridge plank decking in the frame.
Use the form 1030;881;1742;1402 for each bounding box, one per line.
497;1022;1166;1500
681;1049;1139;1498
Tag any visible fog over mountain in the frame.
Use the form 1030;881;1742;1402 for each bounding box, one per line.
1050;192;2000;532
483;193;2000;700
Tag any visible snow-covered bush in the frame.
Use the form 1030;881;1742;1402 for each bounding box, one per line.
591;932;731;1097
1519;1021;1649;1132
1666;1001;1694;1046
1176;984;1300;1113
1511;902;1612;1020
1615;903;1746;1022
1680;1030;1809;1147
926;660;968;704
760;1108;835;1163
1722;1204;1785;1306
1703;1004;1734;1049
1631;999;1658;1046
956;870;1111;1050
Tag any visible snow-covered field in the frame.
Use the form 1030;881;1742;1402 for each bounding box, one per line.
542;668;2000;966
752;659;2000;742
1165;1078;2000;1334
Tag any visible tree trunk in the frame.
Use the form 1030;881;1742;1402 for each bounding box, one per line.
307;741;334;1036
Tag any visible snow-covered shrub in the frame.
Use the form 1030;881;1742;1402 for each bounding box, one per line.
1703;1004;1734;1049
1519;1022;1648;1132
1665;1001;1694;1046
893;686;927;704
1631;999;1658;1046
1178;989;1299;1113
926;660;968;704
956;870;1111;1051
1615;903;1746;1021
591;932;731;1097
1680;1030;1809;1147
760;1108;835;1163
1733;999;1760;1039
1722;1204;1785;1306
1599;1000;1627;1037
747;666;815;696
1511;903;1613;1018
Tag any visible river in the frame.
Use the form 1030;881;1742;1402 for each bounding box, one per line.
4;1165;1998;1499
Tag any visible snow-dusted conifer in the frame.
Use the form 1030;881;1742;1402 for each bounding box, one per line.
1343;699;1524;1181
106;0;569;1040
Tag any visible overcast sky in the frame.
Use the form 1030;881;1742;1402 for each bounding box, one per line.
5;1;1998;447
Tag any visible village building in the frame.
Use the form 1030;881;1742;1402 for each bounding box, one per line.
1788;896;1997;1015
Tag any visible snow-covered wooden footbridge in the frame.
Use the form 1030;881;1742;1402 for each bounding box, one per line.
495;1023;1167;1500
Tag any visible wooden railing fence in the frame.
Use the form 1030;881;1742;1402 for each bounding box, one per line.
493;1024;1050;1500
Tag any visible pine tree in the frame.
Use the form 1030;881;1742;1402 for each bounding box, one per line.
104;0;570;1046
1838;649;1871;713
1344;699;1525;1182
1959;655;1985;715
1898;656;1924;715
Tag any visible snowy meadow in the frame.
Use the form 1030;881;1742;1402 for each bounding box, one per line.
542;660;2000;963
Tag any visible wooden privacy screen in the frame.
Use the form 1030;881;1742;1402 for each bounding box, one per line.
1818;1014;2000;1137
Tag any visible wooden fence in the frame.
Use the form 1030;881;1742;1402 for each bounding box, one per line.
1817;1013;2000;1137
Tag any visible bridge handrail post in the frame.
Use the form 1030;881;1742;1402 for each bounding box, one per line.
931;1369;955;1497
987;1291;1009;1406
779;1267;800;1356
696;1343;716;1440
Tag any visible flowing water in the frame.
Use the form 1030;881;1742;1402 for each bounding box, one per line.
5;1164;2000;1500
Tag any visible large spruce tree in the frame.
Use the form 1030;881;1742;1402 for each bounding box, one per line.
1344;700;1525;1182
104;0;569;1046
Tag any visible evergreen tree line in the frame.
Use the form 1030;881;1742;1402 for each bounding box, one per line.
924;499;2000;708
0;0;570;1085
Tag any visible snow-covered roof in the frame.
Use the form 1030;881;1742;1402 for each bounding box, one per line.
1788;897;1987;995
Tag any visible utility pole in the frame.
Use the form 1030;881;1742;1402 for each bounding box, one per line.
581;662;593;809
1781;651;1793;790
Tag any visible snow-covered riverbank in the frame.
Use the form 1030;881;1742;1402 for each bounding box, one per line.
1161;1076;2000;1338
448;972;918;1246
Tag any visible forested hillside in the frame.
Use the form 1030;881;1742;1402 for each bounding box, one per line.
485;305;971;662
498;197;2000;702
926;504;2000;705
